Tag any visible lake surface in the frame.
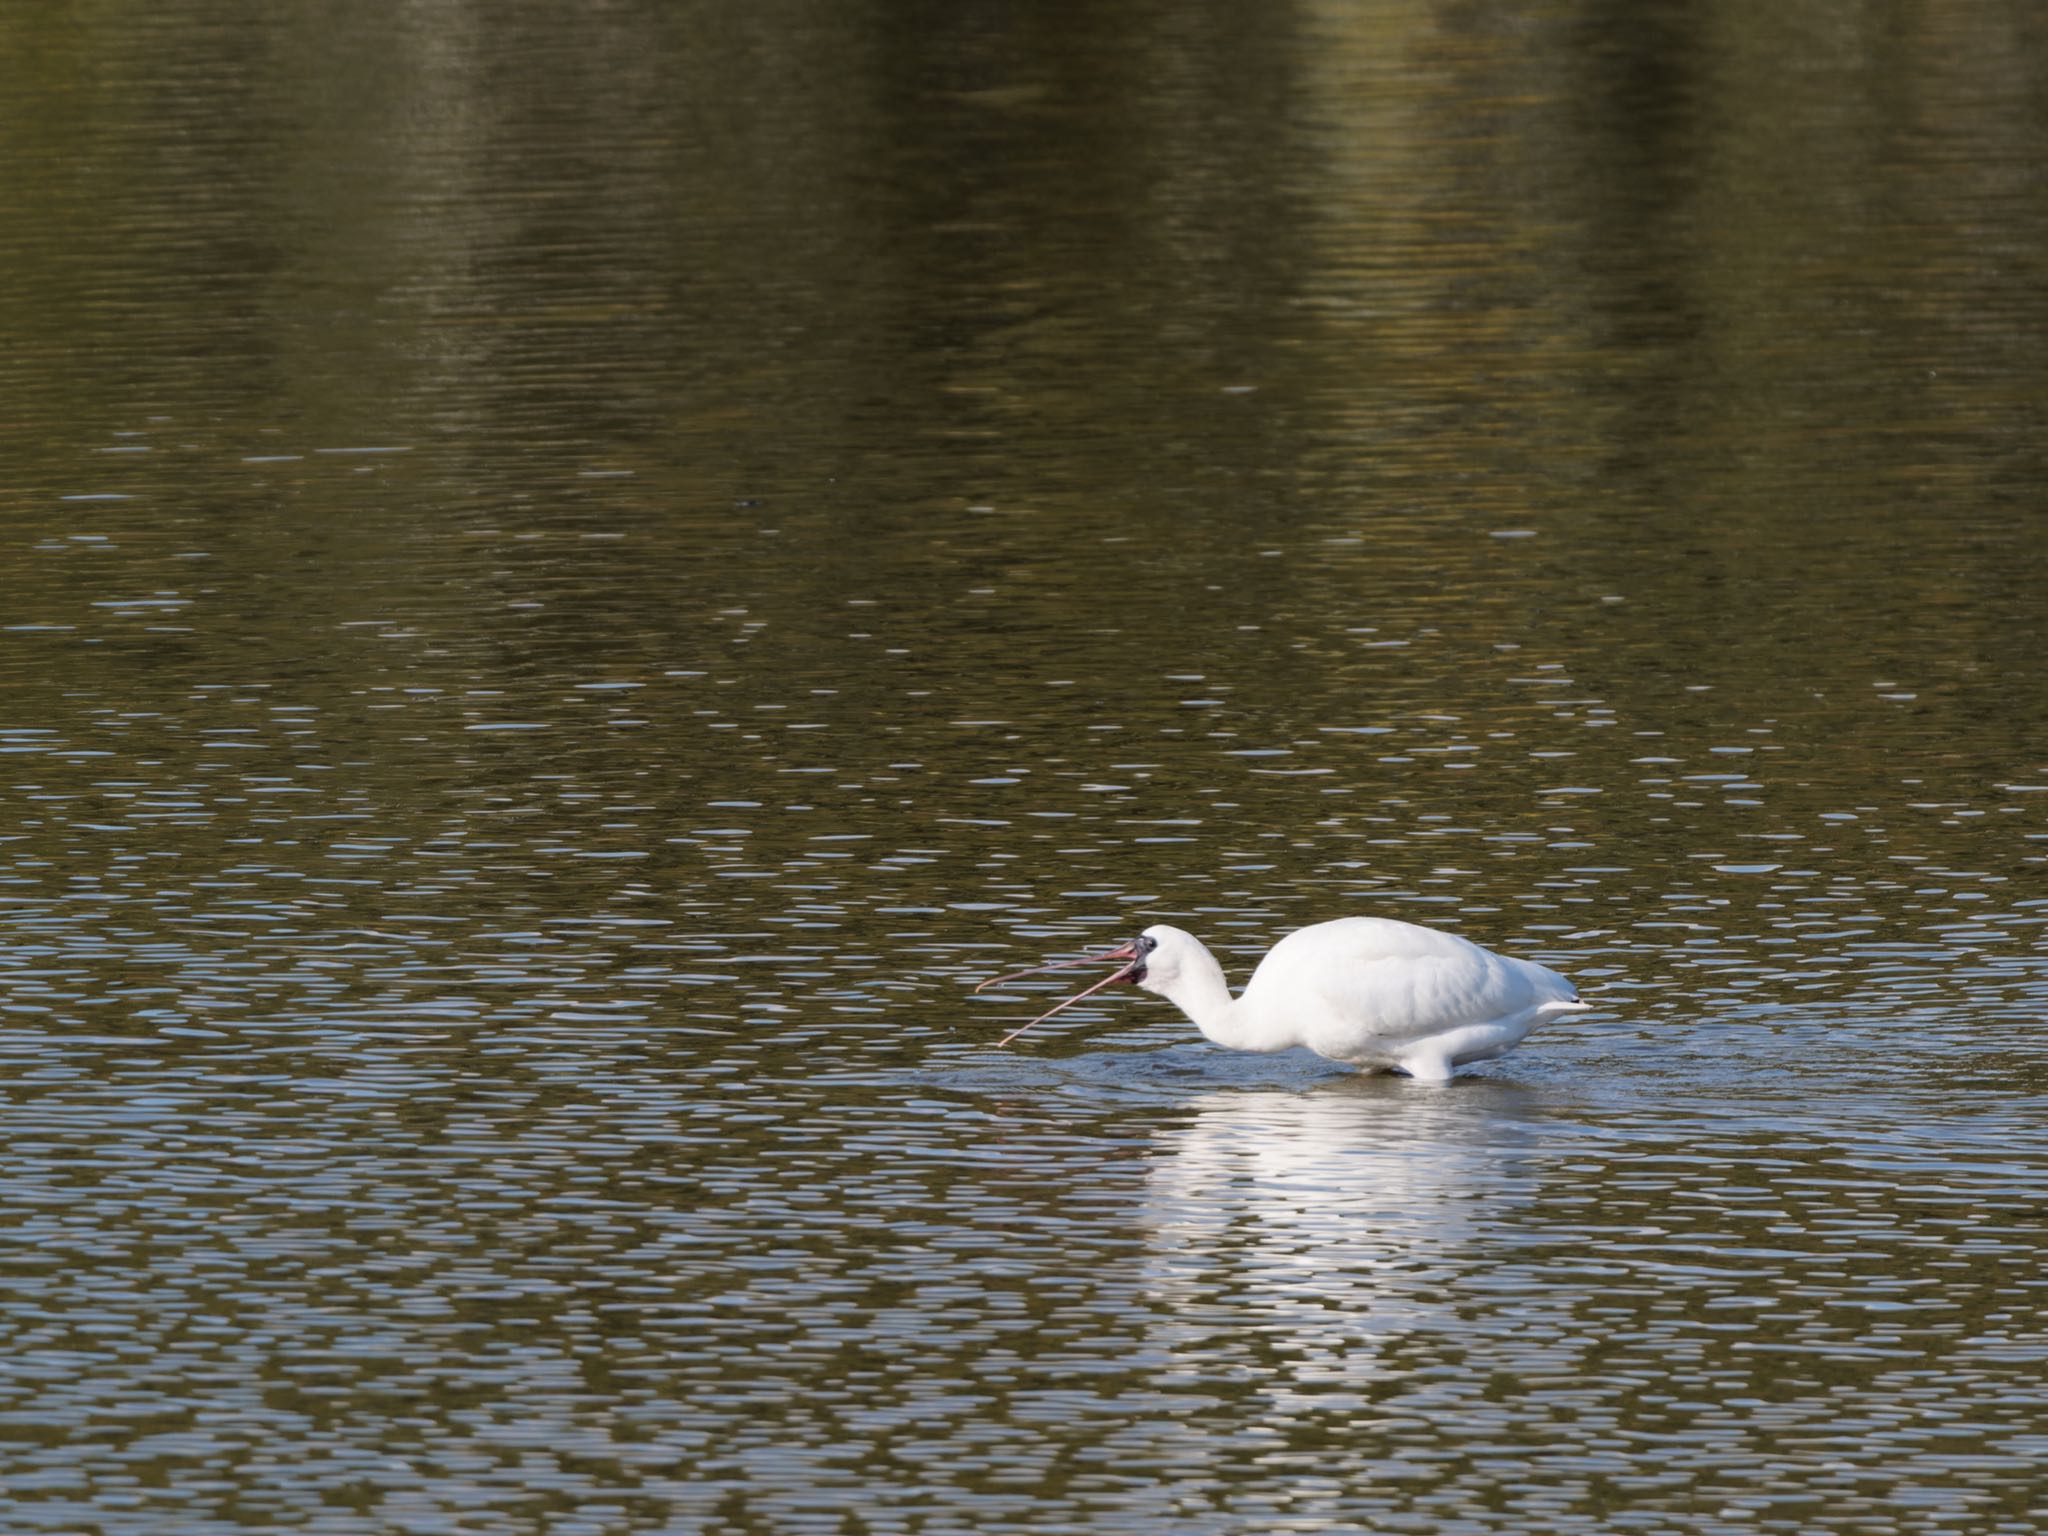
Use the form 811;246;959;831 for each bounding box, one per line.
3;2;2046;1532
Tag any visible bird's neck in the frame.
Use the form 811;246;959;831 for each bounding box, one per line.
1157;943;1296;1053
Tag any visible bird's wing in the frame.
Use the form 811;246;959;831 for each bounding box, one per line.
1258;919;1548;1047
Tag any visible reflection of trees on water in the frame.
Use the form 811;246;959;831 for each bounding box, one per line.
3;2;2042;930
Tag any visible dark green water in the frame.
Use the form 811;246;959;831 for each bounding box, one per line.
2;3;2046;1532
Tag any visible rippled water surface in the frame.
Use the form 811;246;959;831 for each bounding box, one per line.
3;2;2047;1532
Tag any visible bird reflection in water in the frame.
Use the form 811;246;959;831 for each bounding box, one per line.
1136;1079;1547;1403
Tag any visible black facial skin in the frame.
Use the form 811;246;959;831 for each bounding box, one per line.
1124;932;1158;984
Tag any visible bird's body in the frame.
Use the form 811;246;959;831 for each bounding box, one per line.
983;917;1589;1081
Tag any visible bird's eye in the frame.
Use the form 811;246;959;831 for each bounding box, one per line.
1137;934;1158;955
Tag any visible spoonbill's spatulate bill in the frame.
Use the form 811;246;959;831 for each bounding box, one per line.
978;917;1590;1081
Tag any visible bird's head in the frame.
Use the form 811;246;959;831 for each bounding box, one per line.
1127;924;1203;996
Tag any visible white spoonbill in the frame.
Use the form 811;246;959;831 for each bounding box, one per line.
979;918;1590;1081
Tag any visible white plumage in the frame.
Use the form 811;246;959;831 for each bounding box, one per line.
980;916;1590;1081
